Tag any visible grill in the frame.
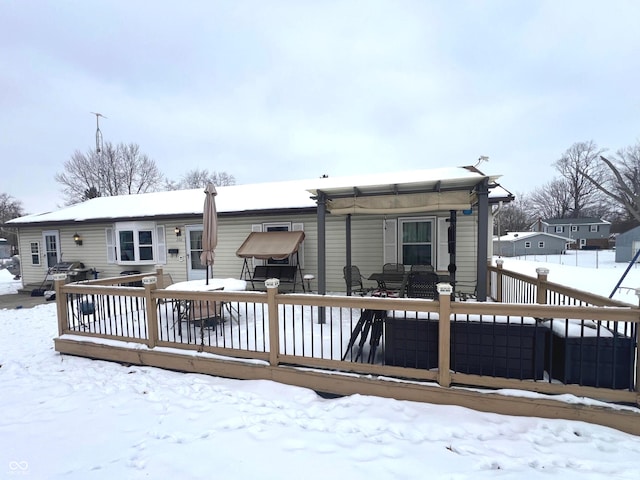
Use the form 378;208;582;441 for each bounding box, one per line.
46;261;87;281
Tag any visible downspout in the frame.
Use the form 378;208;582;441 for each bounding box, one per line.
476;178;490;301
448;210;457;293
345;214;352;296
316;191;327;323
493;201;504;257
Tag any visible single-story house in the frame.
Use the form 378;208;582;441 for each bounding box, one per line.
6;166;512;299
530;217;611;249
493;232;574;257
614;225;640;263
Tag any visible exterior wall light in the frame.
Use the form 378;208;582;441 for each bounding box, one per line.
175;227;182;237
73;233;83;246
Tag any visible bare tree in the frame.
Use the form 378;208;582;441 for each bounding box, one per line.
0;193;25;252
554;141;605;217
494;192;532;235
166;168;236;190
579;141;640;223
529;178;573;219
55;142;164;204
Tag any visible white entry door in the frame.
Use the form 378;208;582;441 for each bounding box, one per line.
186;225;205;280
42;230;61;268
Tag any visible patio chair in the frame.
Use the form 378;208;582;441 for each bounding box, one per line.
410;264;434;272
343;266;373;295
406;271;439;300
383;263;405;274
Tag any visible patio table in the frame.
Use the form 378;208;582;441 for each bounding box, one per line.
368;272;409;297
166;278;247;334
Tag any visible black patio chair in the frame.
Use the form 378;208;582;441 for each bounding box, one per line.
406;271;440;300
343;265;373;296
383;263;405;274
410;264;434;272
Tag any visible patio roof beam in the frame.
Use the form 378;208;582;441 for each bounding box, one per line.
318;184;473;201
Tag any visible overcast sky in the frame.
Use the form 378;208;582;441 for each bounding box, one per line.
2;1;640;215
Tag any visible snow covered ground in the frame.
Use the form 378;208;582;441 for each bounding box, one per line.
1;253;640;479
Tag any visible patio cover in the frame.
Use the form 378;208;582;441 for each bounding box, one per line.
306;169;499;215
324;190;475;215
236;231;305;260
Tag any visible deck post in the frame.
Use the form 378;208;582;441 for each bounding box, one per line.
53;274;68;336
495;259;504;302
437;283;453;388
155;266;164;288
536;267;549;305
266;279;280;366
143;276;159;348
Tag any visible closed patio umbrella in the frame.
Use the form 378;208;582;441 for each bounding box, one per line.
199;183;218;285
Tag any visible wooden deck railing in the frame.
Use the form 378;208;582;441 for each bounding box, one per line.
52;267;640;435
489;259;635;307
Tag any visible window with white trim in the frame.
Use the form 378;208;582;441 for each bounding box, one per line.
571;225;578;232
263;222;292;265
524;241;531;248
399;217;434;266
106;222;166;265
538;241;545;248
252;222;305;268
30;242;40;265
590;225;599;232
555;226;564;233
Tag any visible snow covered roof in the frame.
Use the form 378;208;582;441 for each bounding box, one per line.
541;217;611;225
495;232;575;243
9;166;508;225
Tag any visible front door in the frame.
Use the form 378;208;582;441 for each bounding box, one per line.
186;225;205;280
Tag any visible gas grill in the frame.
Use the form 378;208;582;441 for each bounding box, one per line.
46;261;88;281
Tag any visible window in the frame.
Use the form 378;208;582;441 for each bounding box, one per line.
107;222;165;265
555;226;564;233
571;225;578;232
264;222;292;265
251;222;305;268
538;241;545;248
590;225;599;232
30;242;40;265
524;241;531;248
399;217;434;266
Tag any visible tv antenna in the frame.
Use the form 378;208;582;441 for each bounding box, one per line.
90;112;107;153
474;155;489;168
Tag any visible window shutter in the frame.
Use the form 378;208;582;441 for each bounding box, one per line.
105;227;116;264
383;219;397;264
292;223;304;269
156;225;166;265
437;217;449;271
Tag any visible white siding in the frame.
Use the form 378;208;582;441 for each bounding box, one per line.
16;209;483;296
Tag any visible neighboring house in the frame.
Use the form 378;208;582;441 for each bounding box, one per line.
493;232;574;257
614;225;640;263
530;218;611;249
0;238;10;260
7;166;512;297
